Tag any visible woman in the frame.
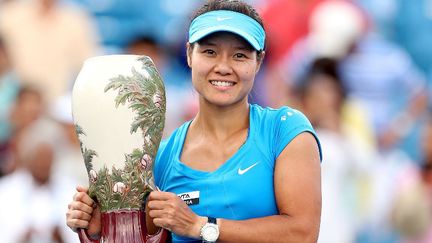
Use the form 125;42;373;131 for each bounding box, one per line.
66;0;322;242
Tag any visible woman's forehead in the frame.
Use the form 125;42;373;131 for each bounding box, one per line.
198;32;254;50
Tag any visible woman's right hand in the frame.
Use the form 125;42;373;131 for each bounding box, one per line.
66;186;101;238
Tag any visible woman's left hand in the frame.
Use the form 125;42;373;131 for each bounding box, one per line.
147;191;206;239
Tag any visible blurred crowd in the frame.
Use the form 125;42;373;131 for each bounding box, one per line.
0;0;431;242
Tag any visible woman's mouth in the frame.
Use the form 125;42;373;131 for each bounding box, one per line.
210;80;235;87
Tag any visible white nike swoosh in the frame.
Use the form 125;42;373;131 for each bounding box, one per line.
238;162;259;175
216;17;232;21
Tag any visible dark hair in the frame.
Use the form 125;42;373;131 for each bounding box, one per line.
190;0;266;54
127;35;159;49
300;57;346;100
308;58;341;81
422;162;432;172
191;0;264;29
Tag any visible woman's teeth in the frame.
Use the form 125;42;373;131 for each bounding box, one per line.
210;81;234;87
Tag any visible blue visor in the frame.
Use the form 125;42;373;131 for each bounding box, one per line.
189;10;265;51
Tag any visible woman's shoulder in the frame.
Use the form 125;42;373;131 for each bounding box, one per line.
251;103;301;113
250;104;310;125
250;104;312;139
250;104;319;160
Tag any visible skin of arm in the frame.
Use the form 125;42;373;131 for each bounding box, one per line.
147;132;322;242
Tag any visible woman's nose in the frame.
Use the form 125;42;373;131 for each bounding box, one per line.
213;56;233;75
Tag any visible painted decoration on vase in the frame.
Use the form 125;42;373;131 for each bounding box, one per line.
73;55;166;212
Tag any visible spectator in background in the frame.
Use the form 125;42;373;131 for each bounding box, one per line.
126;35;197;137
0;36;20;176
298;57;373;153
277;2;429;242
279;0;427;161
356;0;432;86
0;0;99;106
299;58;374;243
0;86;44;176
392;115;432;243
0;118;77;243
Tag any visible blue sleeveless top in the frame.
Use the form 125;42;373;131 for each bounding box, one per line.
154;104;321;242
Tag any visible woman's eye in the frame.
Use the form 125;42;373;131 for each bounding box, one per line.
234;53;247;59
203;49;215;55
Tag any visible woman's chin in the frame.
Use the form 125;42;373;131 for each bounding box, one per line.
202;96;247;108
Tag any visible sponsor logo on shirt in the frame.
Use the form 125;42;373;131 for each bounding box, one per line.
178;191;200;206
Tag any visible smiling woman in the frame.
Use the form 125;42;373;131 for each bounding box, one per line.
66;1;322;243
187;32;261;108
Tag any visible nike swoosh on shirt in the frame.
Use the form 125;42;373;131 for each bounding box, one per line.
238;162;259;175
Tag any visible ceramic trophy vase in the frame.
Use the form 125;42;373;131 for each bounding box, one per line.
72;55;168;243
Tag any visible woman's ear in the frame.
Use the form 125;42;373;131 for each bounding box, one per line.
186;43;192;68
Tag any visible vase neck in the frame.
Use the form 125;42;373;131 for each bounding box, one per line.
100;209;146;243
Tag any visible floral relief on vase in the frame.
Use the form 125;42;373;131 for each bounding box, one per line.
74;56;166;212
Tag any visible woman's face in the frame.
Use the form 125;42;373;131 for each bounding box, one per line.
187;32;263;108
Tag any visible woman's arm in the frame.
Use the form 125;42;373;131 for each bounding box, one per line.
217;132;321;242
147;132;322;242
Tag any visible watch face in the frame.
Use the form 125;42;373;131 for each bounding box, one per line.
203;224;219;242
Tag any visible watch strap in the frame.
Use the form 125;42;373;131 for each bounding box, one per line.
208;217;217;224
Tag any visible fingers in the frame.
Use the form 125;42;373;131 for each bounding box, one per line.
73;191;95;208
67;209;93;222
66;217;91;230
147;192;179;227
146;191;202;238
68;201;94;215
66;185;98;232
76;185;89;193
66;204;93;230
147;199;170;210
148;208;175;219
148;191;177;201
147;191;180;211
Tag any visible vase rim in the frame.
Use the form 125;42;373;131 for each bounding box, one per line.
84;54;150;64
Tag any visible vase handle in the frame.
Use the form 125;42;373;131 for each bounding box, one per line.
78;228;100;243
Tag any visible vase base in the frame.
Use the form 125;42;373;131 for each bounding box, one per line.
78;209;168;243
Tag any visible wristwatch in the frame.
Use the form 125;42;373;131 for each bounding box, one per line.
200;217;219;242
